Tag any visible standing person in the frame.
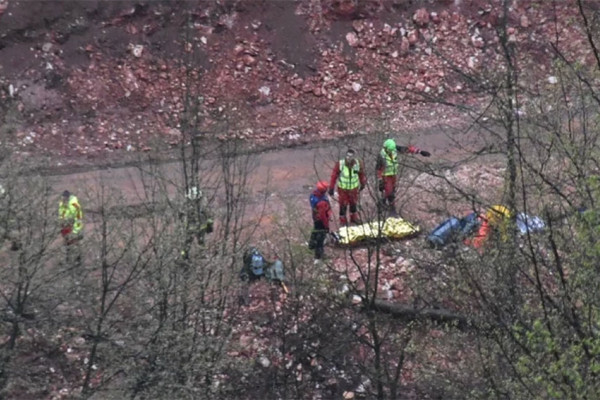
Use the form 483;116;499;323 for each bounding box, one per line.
376;138;430;213
309;181;332;260
181;186;213;260
329;148;366;225
58;190;83;265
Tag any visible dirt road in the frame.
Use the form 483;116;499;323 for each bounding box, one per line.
38;125;492;237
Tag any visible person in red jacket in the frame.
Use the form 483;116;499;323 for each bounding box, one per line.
329;148;367;225
309;181;332;259
376;138;430;213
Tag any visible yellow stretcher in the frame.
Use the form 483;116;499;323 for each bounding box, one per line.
337;217;420;246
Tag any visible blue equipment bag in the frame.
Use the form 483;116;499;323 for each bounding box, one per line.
241;247;266;281
249;250;265;276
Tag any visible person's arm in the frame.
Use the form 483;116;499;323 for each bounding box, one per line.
315;201;330;230
397;145;430;157
329;162;340;195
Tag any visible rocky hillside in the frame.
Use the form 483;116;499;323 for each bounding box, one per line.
0;0;592;160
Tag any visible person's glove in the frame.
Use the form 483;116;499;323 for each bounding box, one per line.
420;150;431;157
328;188;334;196
378;179;384;192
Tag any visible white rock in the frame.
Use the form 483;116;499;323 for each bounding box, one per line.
338;283;350;294
258;355;271;368
351;82;362;92
258;86;270;96
468;56;477;69
131;44;144;57
346;32;359;47
547;76;558;84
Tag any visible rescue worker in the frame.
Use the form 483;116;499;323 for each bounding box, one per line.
465;205;511;248
309;181;332;259
376;138;431;213
58;190;83;265
329;148;366;225
181;186;213;260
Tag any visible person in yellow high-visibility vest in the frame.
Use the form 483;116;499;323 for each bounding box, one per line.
59;190;83;241
329;148;366;225
376;138;430;213
58;190;83;264
180;186;214;260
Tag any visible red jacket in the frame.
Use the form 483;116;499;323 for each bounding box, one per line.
311;190;331;230
330;159;366;191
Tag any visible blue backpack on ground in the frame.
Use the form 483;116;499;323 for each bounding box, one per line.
249;249;265;276
242;247;266;280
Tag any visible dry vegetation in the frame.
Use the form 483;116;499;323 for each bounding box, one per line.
1;1;600;399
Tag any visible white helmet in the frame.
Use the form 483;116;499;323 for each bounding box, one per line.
186;186;202;200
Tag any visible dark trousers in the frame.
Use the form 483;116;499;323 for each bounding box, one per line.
309;221;327;259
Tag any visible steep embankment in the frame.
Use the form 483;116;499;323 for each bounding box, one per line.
0;0;590;163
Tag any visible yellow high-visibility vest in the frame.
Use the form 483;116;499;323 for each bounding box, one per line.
338;160;360;190
59;195;83;234
380;148;398;176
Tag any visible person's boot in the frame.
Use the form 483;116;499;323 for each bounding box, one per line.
350;213;361;224
340;215;348;225
315;247;324;260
